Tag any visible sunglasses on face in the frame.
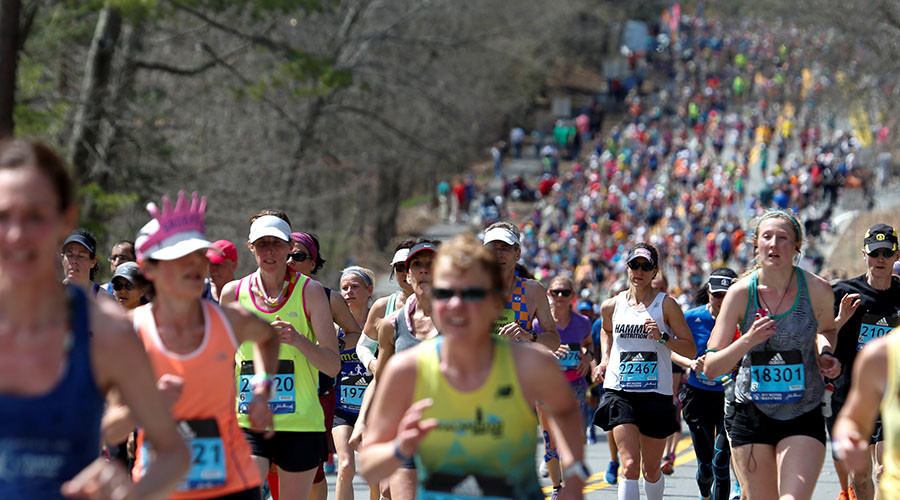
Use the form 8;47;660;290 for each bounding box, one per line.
112;281;135;291
289;251;310;263
549;289;572;297
867;249;897;259
627;260;655;272
392;264;407;273
431;287;491;302
710;292;727;300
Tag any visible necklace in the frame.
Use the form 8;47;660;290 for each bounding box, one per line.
759;269;794;316
254;272;288;306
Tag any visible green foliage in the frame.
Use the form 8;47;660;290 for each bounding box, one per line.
77;183;139;241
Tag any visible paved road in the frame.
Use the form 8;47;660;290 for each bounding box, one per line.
323;420;846;498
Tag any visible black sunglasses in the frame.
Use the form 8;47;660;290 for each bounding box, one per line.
289;251;310;262
113;281;135;291
392;263;407;273
710;292;727;299
549;289;572;297
627;260;655;271
431;287;491;302
867;249;896;259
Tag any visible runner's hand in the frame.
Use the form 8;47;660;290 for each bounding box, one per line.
61;458;136;500
690;354;706;373
818;352;841;379
833;429;869;472
576;352;591;377
394;398;439;459
745;315;776;346
554;343;570;358
156;374;183;409
498;322;530;342
644;318;661;341
592;362;607;384
838;293;861;322
272;315;301;347
248;393;275;439
349;421;365;450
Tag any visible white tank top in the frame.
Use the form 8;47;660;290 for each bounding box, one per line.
603;291;674;396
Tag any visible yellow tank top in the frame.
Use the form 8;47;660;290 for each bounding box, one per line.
880;328;900;497
413;337;542;500
235;271;324;432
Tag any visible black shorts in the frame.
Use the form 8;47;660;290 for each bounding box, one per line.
333;409;359;428
214;488;263;500
243;430;327;472
826;397;884;445
679;384;725;428
671;362;686;375
592;389;679;439
729;403;826;448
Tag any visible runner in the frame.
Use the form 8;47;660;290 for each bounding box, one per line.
673;268;738;500
284;230;363;500
374;239;440;500
704;210;841;500
652;272;683;476
110;261;151;310
592;243;696;500
534;275;592;497
105;190;281;500
832;327;900;499
103;239;137;294
61;229;113;298
827;224;900;500
332;266;376;500
220;211;340;500
358;233;588;500
0;137;189;499
205;239;238;302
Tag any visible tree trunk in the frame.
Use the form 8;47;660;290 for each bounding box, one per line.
0;0;20;138
66;5;121;181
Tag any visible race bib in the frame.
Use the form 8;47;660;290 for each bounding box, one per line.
749;350;804;403
619;351;658;390
419;473;513;500
857;313;900;351
142;419;225;492
339;374;370;411
238;359;296;414
557;343;582;370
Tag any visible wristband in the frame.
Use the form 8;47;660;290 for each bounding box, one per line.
820;351;836;359
393;440;412;462
530;330;538;342
250;372;274;398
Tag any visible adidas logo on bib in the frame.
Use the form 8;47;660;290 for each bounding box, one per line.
452;476;484;497
769;353;786;365
877;317;889;327
633;353;644;362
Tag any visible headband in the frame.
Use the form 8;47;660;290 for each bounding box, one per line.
290;232;318;264
755;210;802;240
341;268;373;288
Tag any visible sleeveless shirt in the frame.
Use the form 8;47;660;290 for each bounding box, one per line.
235;271;324;432
132;301;260;497
414;337;542;500
603;291;674;395
735;267;822;419
491;276;530;336
879;329;900;497
0;286;103;500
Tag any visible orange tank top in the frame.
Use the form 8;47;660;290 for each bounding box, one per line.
132;301;260;499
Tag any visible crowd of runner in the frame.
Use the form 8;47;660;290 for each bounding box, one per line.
2;8;900;500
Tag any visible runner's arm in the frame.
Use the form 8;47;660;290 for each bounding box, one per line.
330;288;362;338
287;280;340;377
374;310;399;378
832;338;887;472
218;279;240;306
662;296;696;358
359;297;389;372
528;280;560;350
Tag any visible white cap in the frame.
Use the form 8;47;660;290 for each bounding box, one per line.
248;215;291;243
390;248;410;266
135;219;214;261
483;227;520;246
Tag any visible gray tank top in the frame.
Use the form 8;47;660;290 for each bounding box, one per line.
734;267;823;419
394;297;422;354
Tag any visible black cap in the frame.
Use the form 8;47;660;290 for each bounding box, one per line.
708;268;738;293
63;232;96;256
863;224;898;253
112;261;142;284
406;241;439;267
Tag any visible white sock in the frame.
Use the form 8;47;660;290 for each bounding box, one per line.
644;475;665;500
618;478;639;500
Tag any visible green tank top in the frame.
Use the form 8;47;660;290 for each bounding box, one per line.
413;337;541;500
235;271;324;432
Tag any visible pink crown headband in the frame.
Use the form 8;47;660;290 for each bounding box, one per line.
137;190;207;257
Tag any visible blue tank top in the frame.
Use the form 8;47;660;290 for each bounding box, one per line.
0;286;104;499
684;305;724;392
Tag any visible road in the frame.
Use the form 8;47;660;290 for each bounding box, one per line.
323;419;845;498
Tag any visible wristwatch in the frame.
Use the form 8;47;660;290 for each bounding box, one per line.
530;330;538;342
563;460;591;482
657;332;670;344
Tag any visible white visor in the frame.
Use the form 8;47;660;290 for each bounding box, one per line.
248;215;291;243
483;227;520;247
391;248;410;266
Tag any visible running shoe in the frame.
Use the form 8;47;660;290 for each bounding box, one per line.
605;460;619;484
550;486;562;500
837;491;849;500
849;485;858;500
540;460;549;478
661;452;675;475
729;480;741;500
